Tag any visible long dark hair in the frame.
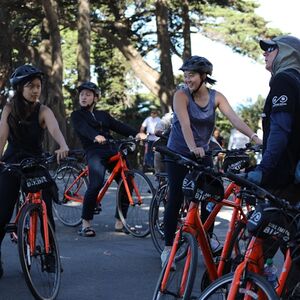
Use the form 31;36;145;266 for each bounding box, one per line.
8;77;42;139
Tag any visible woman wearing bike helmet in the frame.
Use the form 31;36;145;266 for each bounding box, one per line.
161;55;262;266
0;64;69;278
71;81;146;237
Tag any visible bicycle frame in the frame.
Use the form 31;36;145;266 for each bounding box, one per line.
227;235;292;299
160;181;250;293
63;151;143;206
10;191;51;255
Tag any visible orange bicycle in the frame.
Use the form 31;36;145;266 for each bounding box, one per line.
53;138;155;237
199;172;300;300
3;155;61;300
152;146;254;300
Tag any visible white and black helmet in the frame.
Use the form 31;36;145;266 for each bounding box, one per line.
10;64;43;88
179;56;213;75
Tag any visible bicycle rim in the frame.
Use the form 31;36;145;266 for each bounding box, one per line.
199;272;278;300
18;204;61;300
53;165;86;226
149;183;168;254
152;232;198;300
117;169;154;237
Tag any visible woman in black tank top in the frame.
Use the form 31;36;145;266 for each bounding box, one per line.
0;64;69;279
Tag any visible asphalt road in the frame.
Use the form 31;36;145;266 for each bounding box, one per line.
0;176;283;300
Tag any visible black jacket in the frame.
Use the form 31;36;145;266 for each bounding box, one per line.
71;109;138;157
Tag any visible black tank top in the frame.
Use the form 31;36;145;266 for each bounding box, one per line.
3;103;44;162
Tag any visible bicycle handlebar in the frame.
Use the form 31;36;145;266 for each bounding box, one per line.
0;153;57;174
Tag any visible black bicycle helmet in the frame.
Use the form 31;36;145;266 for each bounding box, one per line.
77;81;100;96
10;64;44;88
179;56;213;75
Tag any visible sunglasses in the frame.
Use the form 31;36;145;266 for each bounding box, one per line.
266;45;278;53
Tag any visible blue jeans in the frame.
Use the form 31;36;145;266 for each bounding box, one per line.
144;140;155;168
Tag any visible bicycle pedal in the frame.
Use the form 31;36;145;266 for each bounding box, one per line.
5;223;17;233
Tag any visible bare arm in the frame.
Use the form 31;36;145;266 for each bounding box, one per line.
40;105;69;162
0;105;11;159
216;92;262;144
173;90;205;157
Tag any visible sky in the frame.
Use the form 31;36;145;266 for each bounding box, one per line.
170;0;300;109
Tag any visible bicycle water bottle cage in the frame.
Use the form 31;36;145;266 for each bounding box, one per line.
247;203;293;243
223;154;250;173
21;163;54;193
182;170;224;203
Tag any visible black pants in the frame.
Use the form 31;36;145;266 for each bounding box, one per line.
0;171;55;249
164;157;214;246
82;149;128;221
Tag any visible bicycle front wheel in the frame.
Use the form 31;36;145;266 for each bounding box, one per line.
117;169;155;237
199;271;278;300
53;164;87;226
152;232;198;300
18;203;61;300
149;183;168;253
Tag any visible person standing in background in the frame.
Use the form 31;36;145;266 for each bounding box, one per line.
140;108;161;172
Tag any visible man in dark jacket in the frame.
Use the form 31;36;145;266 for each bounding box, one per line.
247;35;300;203
247;35;300;298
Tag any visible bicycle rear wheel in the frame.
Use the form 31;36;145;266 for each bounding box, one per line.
199;271;278;300
53;164;87;226
117;169;155;237
149;183;168;253
18;203;61;300
152;232;198;300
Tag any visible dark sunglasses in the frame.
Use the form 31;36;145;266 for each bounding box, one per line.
266;45;278;53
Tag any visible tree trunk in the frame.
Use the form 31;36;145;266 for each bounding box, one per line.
41;0;67;152
76;0;91;109
155;0;175;113
0;8;12;108
96;27;172;111
182;0;192;60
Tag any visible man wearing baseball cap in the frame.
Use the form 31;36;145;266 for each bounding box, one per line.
247;35;300;297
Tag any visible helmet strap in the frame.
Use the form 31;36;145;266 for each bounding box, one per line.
80;99;96;111
192;77;205;96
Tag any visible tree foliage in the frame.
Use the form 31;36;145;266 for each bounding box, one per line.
0;0;282;148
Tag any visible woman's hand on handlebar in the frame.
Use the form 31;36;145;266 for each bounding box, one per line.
55;146;69;164
190;146;205;158
251;134;263;145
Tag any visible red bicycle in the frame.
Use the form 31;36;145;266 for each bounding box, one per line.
3;155;61;300
53;138;155;237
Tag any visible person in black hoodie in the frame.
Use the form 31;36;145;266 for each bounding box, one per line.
246;35;300;298
246;35;300;203
71;82;146;237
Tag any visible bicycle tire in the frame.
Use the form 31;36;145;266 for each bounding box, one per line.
149;183;168;254
117;169;155;237
18;203;61;300
152;232;198;300
53;164;87;226
199;271;278;300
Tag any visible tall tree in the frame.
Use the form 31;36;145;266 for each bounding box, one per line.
77;0;91;86
155;0;175;112
41;0;66;151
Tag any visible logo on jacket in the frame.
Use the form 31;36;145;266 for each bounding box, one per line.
272;95;288;107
